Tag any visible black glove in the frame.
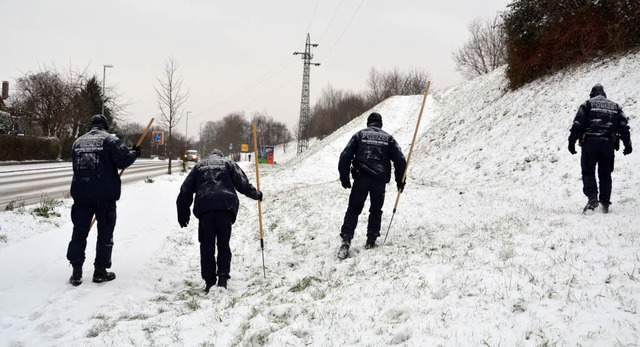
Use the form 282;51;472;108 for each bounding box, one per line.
178;215;189;228
397;180;406;192
257;191;263;201
131;145;142;157
178;209;190;228
568;141;577;155
341;179;351;189
623;144;632;155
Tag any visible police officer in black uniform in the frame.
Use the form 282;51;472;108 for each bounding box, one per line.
337;112;406;259
67;114;141;286
176;149;262;293
568;84;632;213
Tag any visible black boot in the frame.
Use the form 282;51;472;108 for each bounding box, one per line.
337;240;350;260
583;196;599;213
69;266;82;286
365;237;377;250
601;203;610;214
217;277;228;289
92;267;116;283
587;196;599;209
203;278;217;294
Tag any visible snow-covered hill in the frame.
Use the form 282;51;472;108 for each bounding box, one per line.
1;52;639;346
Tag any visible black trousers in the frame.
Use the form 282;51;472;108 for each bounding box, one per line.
581;138;615;204
198;210;234;282
340;174;386;242
66;200;117;268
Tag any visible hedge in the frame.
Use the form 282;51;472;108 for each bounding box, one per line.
0;134;60;161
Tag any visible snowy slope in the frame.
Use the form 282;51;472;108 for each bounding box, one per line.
1;52;639;346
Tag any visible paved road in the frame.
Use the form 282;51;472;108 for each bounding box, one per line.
0;160;182;210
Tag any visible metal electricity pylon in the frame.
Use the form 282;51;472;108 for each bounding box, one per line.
294;33;320;154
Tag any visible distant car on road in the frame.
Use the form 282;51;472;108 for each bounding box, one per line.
183;150;199;162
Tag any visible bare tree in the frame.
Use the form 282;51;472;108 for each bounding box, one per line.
155;57;189;174
12;69;81;137
365;67;430;106
453;15;507;79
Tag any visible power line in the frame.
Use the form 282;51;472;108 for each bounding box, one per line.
305;0;321;35
200;1;324;117
199;56;297;115
320;0;366;62
318;0;346;43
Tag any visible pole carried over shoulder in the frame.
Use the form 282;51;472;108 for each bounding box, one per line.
89;117;155;230
252;123;266;278
383;81;431;243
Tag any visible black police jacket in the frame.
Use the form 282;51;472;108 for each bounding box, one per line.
338;125;407;184
176;150;260;223
569;94;631;146
70;127;138;202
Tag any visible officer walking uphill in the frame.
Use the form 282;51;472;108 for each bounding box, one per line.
176;149;262;293
67;114;141;286
568;84;632;213
337;112;406;259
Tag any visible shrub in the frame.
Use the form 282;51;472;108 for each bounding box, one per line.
0;134;60;161
503;0;640;88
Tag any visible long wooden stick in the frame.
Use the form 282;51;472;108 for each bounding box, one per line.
252;123;266;278
89;118;155;230
383;81;431;243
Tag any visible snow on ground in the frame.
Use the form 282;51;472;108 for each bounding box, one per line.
1;52;640;346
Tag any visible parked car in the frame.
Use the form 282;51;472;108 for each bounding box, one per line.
183;150;199;162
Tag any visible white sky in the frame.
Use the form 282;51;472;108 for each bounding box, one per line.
0;0;510;139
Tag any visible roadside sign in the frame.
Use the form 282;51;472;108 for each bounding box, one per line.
152;131;165;145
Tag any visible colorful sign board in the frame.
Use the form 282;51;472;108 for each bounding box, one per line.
152;131;165;145
241;144;249;152
258;146;275;164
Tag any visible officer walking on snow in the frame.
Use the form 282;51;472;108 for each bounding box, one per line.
176;149;262;293
66;114;141;286
568;83;632;213
337;112;406;259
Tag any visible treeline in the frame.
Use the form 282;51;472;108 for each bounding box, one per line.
503;0;640;88
200;111;293;157
309;67;430;139
3;65;193;161
7;67;121;139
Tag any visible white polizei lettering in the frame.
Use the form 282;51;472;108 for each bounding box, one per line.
591;101;617;111
362;139;388;146
362;132;389;141
591;107;616;114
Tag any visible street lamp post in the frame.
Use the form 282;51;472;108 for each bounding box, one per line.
185;111;191;147
102;64;114;116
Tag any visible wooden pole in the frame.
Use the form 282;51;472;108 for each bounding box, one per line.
252;123;266;278
383;81;431;243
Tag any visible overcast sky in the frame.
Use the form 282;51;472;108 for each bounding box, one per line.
1;0;510;140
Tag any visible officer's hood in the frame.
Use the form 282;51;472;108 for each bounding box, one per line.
367;112;383;128
209;149;224;157
590;84;607;98
91;114;109;131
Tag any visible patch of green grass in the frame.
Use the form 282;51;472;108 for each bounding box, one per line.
31;193;62;218
5;198;25;212
289;276;321;293
151;295;169;302
86;318;116;338
186;298;200;311
120;313;150;321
